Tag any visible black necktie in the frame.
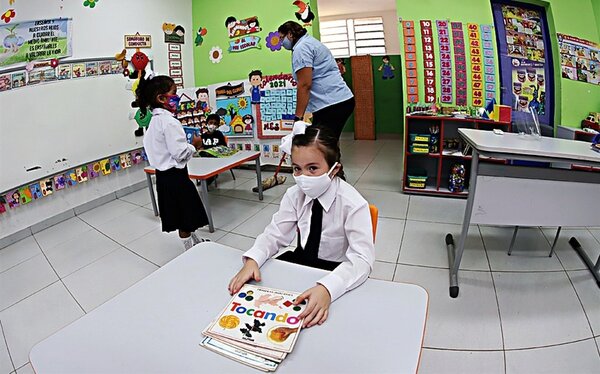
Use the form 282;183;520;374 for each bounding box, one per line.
304;199;323;258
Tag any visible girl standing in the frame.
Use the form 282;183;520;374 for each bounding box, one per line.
137;75;209;250
228;125;375;328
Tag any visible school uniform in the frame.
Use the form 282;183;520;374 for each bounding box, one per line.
243;177;375;302
143;108;208;233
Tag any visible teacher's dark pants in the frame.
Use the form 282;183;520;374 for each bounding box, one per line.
311;97;355;140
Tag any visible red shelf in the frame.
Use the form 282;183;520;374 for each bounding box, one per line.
405;152;441;158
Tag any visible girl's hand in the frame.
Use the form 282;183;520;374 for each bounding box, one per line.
192;134;203;149
294;284;331;328
228;258;261;295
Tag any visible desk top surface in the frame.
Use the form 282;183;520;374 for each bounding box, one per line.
144;151;260;178
459;128;600;164
30;243;428;374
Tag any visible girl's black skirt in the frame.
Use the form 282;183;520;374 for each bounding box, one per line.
155;166;209;233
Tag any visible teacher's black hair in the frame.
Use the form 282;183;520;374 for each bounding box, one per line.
292;125;345;181
135;75;175;116
277;21;307;44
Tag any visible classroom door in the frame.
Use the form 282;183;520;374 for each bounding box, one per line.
492;1;554;134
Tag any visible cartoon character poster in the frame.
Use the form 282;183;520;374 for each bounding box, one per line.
225;16;261;38
502;5;545;63
214;96;253;138
558;33;600;85
511;60;545;114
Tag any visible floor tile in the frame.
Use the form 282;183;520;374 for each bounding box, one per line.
374;218;404;263
230;204;280;238
399;221;489;271
32;217;91;251
216;233;258;252
0;325;14;374
95;207;160;245
419;349;505;374
77;199;140;227
480;226;563;272
505;339;600;374
354;163;402;192
125;228;226;267
493;271;592;349
0;237;41;274
117;188;152;207
356;188;409;219
0;282;83;369
541;228;600;271
213;177;289;204
393;265;503;350
568;270;600;336
407;195;466;224
43;229;120;277
369;261;396;281
0;255;58;311
206;196;268;232
15;363;34;374
62;248;157;312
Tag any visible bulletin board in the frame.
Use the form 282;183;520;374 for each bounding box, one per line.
257;73;296;139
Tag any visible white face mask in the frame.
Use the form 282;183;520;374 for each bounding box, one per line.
293;162;338;199
207;124;216;132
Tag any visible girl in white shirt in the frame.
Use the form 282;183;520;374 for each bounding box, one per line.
228;125;375;328
137;75;209;250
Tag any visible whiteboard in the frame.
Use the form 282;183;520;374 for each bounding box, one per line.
0;73;143;192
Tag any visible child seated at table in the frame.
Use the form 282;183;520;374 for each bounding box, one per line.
202;114;227;149
228;124;375;328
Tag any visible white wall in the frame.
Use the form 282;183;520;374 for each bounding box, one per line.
0;0;193;240
320;9;401;55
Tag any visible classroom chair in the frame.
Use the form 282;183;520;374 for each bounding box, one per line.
507;226;560;257
369;204;378;243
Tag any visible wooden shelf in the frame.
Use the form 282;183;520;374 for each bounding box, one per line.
406;152;441;158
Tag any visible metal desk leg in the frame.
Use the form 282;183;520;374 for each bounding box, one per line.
569;238;600;288
446;151;480;298
507;226;519;255
146;173;159;217
548;227;561;257
199;180;214;233
255;157;263;201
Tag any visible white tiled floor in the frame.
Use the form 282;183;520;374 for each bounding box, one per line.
1;136;599;373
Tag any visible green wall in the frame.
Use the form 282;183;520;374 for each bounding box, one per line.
395;0;600;129
594;0;600;37
192;0;320;86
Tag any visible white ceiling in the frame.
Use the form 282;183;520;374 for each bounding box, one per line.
317;0;397;17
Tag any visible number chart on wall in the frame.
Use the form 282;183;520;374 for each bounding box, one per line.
256;73;297;139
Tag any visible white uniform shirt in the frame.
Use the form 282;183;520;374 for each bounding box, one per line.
243;177;375;302
143;108;196;171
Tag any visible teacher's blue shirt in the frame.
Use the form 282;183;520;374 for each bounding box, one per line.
292;34;353;113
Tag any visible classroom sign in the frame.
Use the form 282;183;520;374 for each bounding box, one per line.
558;33;600;85
257;74;296;139
0;18;72;68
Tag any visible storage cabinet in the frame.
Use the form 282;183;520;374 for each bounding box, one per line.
403;115;512;197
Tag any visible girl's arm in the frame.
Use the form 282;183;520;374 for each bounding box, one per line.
164;120;196;162
294;67;312;118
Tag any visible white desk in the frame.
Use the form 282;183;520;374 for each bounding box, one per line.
144;151;263;232
30;243;428;373
446;129;600;297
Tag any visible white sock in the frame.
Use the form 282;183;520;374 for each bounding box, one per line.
181;236;194;250
191;232;210;245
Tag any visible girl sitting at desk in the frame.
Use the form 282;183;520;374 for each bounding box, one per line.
228;124;375;328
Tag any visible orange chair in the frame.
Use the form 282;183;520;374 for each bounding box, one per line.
369;204;378;243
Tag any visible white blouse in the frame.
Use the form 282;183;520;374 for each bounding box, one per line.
143;108;196;171
243;177;375;302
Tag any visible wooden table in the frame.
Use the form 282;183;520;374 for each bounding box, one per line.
144;151;263;232
30;243;428;373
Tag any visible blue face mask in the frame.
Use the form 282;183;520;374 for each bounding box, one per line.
165;94;180;113
282;36;293;50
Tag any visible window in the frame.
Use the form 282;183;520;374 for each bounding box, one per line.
320;17;386;58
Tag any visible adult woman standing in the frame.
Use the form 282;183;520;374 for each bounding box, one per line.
278;21;355;140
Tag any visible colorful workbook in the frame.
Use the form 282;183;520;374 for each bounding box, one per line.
203;285;305;353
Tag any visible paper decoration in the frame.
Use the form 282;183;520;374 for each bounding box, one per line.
266;31;283;51
119;154;129;169
65;169;78;187
0;74;11;91
402;21;418;103
111;156;121;171
293;1;316;25
378;56;395;79
29;183;43;199
511;60;546;114
215;82;244;97
228;36;261;52
163;24;185;44
209;46;223;63
131;150;143;164
195;27;207;47
76;166;88;182
225;16;261;38
467;23;484;107
72;63;86;78
215;96;252;138
436;21;452;103
2;9;15;23
451;22;467;106
124;33;152;48
262;144;270;158
89;162;100;178
7;190;19;208
100;159;111;175
249;70;262;103
257;74;297;139
480;25;496;101
83;0;98;9
420;20;436;103
41;178;54;196
558;33;600;85
502;6;545;63
0;18;72;68
19;186;32;204
54;174;66;190
0;197;6;214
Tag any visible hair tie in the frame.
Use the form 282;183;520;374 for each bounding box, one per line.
280;121;311;155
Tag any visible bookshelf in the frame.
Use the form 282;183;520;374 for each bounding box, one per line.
403;115;512;197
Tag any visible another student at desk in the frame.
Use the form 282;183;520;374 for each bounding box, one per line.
202;114;227;149
229;124;375;328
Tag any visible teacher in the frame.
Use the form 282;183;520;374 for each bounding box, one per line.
278;21;355;140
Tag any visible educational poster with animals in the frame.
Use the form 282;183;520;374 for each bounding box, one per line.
256;73;297;139
204;284;305;353
557;33;600;85
0;18;72;68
